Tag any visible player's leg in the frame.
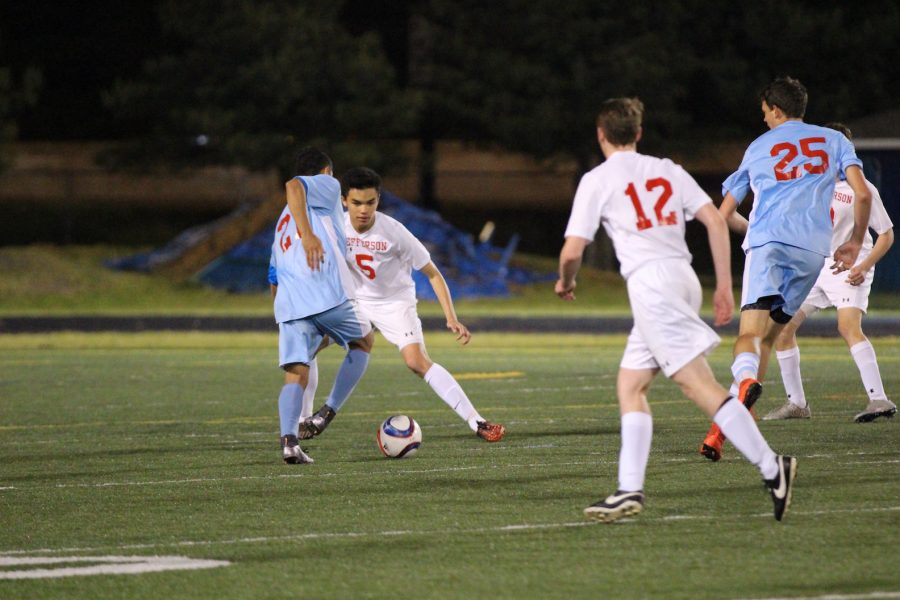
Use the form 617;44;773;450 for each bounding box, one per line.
764;307;814;420
401;342;505;441
674;356;796;521
303;302;374;438
584;367;655;523
277;319;320;464
837;307;897;422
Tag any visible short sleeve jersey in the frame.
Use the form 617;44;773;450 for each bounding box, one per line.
270;174;354;323
343;212;431;303
564;151;712;279
830;179;893;262
723;121;862;256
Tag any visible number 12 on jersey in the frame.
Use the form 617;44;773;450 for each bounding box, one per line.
625;177;676;231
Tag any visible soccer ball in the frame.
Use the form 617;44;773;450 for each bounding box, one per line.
377;415;422;458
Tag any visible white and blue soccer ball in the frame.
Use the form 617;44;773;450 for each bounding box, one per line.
377;415;422;458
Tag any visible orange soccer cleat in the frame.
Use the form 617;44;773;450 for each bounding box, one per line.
699;424;725;462
476;421;506;442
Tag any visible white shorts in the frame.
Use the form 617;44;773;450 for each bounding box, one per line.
621;259;720;378
801;264;874;314
357;299;425;349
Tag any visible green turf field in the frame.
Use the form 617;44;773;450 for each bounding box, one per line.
1;331;897;599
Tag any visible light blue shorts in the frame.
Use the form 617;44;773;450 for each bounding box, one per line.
741;242;826;317
278;300;372;368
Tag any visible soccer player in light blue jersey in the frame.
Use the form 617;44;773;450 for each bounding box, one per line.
700;77;872;461
269;147;374;464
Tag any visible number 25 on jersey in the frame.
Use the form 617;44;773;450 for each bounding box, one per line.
626;177;677;231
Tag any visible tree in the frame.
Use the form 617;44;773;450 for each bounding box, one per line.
105;0;418;177
0;66;41;173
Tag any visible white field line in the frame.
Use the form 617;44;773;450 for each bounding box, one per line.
0;555;230;580
1;506;897;558
737;592;900;600
1;450;896;492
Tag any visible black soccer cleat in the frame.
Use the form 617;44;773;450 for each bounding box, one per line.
738;378;763;410
299;405;336;440
764;455;797;522
583;490;644;523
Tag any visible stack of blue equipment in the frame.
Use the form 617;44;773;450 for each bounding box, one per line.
186;190;552;297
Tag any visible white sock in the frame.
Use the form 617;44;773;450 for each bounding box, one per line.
424;363;482;431
618;411;652;492
728;381;739;397
850;341;888;401
301;359;318;419
731;352;760;384
776;347;806;408
714;399;778;480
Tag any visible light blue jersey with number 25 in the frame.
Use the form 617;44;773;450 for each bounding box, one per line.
723;121;862;257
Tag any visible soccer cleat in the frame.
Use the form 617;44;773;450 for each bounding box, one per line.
853;399;897;423
699;426;724;462
281;434;313;465
764;455;797;521
299;405;336;440
584;490;644;523
762;402;811;420
738;378;763;410
476;420;506;442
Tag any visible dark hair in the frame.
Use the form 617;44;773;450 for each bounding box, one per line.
340;167;382;197
295;147;333;176
596;98;643;146
760;77;808;118
824;122;852;141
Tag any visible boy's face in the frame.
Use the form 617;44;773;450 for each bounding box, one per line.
761;101;780;130
342;187;379;233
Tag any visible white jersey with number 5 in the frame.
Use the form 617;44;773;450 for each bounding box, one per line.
564;151;712;279
829;179;892;262
343;212;431;303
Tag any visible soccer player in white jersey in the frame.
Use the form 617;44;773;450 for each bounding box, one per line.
268;147;374;464
299;167;506;442
762;123;895;423
699;77;872;461
557;97;796;522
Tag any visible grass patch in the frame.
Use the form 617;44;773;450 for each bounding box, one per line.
0;332;897;598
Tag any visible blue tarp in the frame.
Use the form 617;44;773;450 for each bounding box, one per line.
112;191;554;297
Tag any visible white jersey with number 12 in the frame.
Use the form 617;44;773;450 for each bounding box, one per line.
564;151;713;279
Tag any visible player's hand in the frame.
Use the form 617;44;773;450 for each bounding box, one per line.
845;264;868;286
555;278;576;301
712;286;734;327
831;240;861;274
302;233;325;270
447;320;471;345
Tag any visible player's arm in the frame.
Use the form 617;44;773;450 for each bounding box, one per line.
693;203;734;326
717;192;748;235
285;178;324;270
556;236;588;301
832;165;872;273
847;227;893;286
419;261;470;345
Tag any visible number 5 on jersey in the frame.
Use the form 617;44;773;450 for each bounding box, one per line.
626;177;676;231
355;254;376;279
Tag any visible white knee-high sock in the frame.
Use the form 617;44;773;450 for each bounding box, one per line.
714;399;778;480
424;363;482;431
301;359;318;419
731;352;760;383
618;411;652;492
776;347;807;407
850;341;888;401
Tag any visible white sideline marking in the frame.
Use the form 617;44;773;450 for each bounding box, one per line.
0;555;230;579
737;592;900;600
2;506;897;558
